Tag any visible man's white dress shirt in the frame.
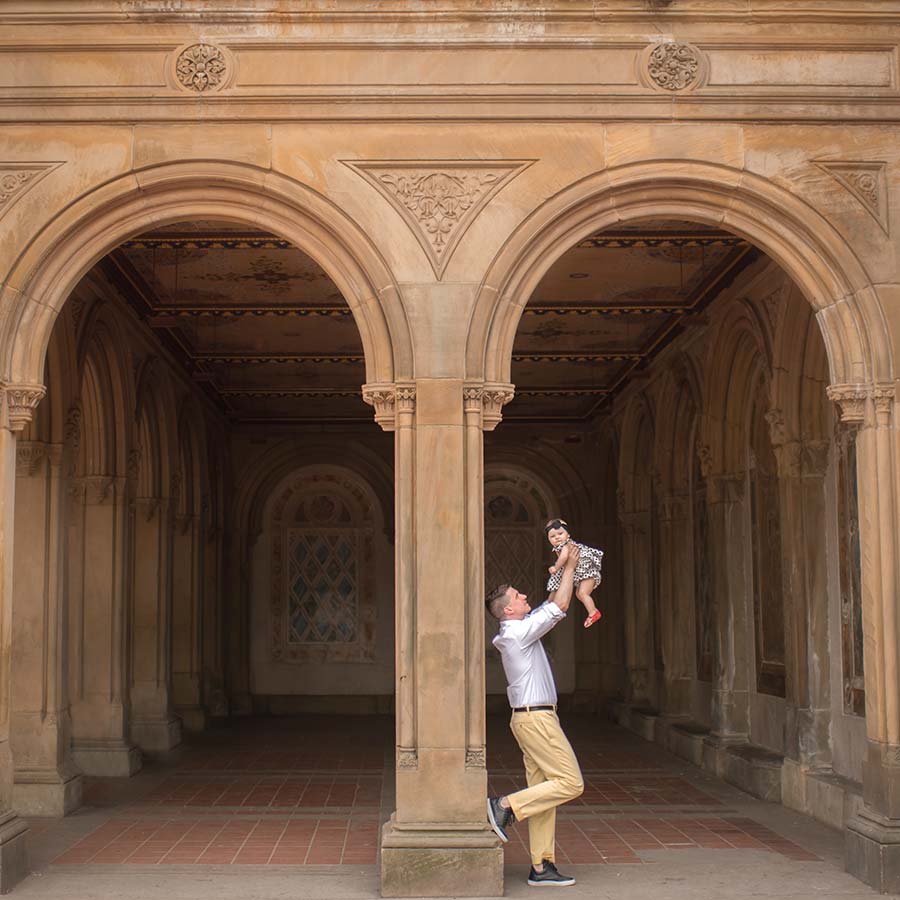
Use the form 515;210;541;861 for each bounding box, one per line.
492;600;565;708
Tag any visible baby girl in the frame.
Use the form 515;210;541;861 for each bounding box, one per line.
545;518;603;628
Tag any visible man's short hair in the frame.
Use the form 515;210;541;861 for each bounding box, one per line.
485;583;511;620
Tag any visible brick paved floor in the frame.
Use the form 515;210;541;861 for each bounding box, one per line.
14;712;881;899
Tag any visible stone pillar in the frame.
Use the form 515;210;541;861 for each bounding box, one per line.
0;385;46;890
130;497;181;752
767;410;832;770
618;509;653;706
172;511;206;731
11;441;82;815
364;381;503;899
830;384;900;893
702;472;751;771
658;492;693;718
201;501;228;719
69;475;141;776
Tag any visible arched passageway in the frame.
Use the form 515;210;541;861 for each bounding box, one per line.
476;165;895;895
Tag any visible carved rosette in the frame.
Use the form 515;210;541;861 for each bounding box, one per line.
481;383;515;432
2;382;46;432
174;43;229;93
644;42;704;92
343;161;531;278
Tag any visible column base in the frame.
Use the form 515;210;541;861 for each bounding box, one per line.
380;815;503;898
176;705;207;732
701;731;748;778
72;740;142;777
0;811;28;894
12;766;83;816
130;716;182;753
846;809;900;894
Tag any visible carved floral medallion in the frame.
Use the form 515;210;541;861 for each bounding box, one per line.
646;42;702;91
175;43;228;93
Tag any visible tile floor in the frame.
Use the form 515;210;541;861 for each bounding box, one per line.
14;713;860;892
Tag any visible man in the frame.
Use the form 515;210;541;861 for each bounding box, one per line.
485;545;584;887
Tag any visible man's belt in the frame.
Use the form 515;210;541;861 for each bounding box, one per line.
512;705;555;713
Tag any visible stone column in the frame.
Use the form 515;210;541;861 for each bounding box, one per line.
0;385;47;890
130;497;181;752
69;475;141;776
831;384;900;893
618;509;653;706
172;511;206;731
11;440;82;815
767;409;833;771
658;492;693;718
364;380;504;899
201;507;228;720
702;471;751;771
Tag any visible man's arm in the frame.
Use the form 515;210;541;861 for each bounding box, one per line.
550;545;581;613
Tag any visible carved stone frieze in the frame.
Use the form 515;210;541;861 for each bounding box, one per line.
481;383;515;432
645;42;703;92
343;160;531;278
816;161;889;234
174;43;228;93
2;382;47;432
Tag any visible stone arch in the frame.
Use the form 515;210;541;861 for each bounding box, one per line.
133;358;176;502
226;439;394;712
75;314;133;478
704;299;773;476
0;160;413;397
469;161;888;392
654;353;704;495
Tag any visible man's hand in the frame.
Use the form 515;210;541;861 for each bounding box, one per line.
564;545;581;570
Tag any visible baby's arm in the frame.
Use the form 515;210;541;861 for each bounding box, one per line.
547;542;571;574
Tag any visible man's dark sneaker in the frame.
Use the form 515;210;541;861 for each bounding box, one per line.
487;796;515;842
527;860;576;887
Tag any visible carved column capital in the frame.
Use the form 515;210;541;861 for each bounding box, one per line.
802;440;831;478
827;383;895;426
707;473;746;504
362;382;415;432
764;408;788;446
659;492;690;523
15;440;46;476
773;441;803;479
481;382;515;432
2;382;46;432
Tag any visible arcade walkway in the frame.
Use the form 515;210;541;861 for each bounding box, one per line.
13;716;885;899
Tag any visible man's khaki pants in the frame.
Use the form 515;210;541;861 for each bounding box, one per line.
505;709;584;865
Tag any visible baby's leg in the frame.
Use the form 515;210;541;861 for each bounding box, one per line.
576;578;601;627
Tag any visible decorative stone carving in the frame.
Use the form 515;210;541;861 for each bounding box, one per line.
764;408;787;446
15;441;46;477
816;161;889;234
697;444;713;478
481;383;515;432
362;384;396;430
645;42;703;92
83;476;115;505
2;382;46;432
707;473;745;504
0;163;61;217
397;748;418;769
343;161;531;277
465;747;486;769
827;383;894;425
174;43;228;93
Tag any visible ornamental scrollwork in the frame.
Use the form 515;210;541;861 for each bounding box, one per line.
646;42;702;92
175;43;228;93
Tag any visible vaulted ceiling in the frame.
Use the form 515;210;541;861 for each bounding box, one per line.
103;218;757;425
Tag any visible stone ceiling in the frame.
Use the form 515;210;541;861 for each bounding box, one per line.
105;218;756;425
